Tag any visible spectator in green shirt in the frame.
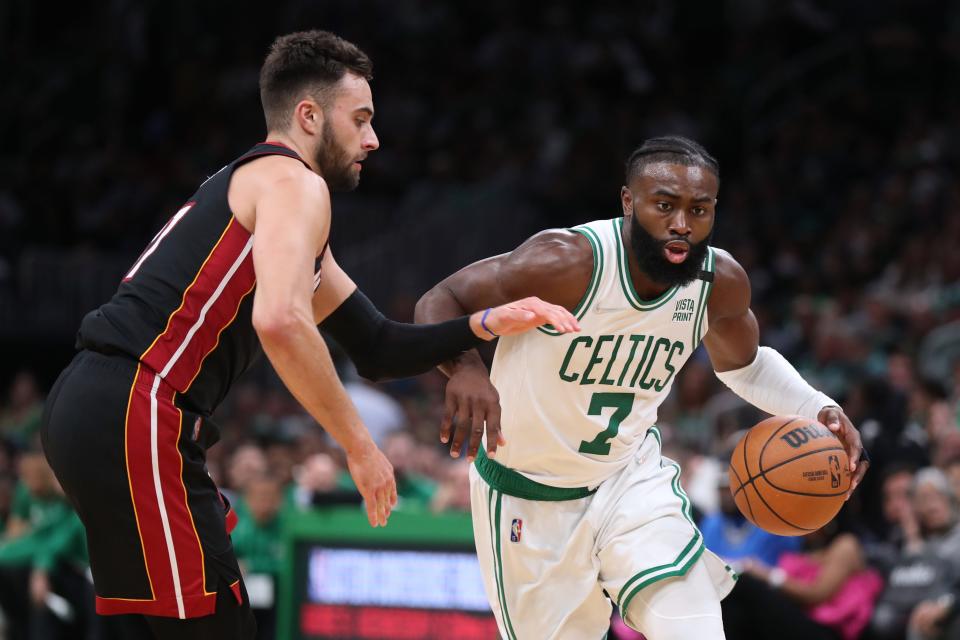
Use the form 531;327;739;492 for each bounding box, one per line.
0;451;92;640
383;430;437;510
335;431;438;511
232;474;285;640
0;372;44;450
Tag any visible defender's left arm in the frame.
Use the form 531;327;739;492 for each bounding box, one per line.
701;249;868;496
313;250;576;382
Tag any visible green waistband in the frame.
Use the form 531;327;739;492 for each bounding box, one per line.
474;449;597;501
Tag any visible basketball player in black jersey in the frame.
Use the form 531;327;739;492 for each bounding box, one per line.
39;30;579;639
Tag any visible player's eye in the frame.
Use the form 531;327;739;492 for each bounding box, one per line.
656;202;672;212
692;207;706;216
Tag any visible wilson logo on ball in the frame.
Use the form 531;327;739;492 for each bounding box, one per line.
779;424;833;449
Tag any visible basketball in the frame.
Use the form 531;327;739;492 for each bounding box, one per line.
728;415;851;536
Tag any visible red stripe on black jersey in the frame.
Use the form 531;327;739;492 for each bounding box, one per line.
98;365;217;618
139;218;255;392
77;142;310;415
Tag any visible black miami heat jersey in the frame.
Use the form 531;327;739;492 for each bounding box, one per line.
77;142;309;415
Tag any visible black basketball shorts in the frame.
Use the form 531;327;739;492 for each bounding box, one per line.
40;350;242;619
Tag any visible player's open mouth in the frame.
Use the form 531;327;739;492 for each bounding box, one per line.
663;240;690;264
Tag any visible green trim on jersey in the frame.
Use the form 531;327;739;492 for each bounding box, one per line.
725;563;740;582
692;247;716;346
619;539;706;616
538;224;605;336
475;449;597;501
613;218;680;311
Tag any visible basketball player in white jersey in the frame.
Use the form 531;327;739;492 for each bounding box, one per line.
414;136;869;639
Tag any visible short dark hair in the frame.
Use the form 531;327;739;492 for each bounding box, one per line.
625;136;719;183
259;30;373;131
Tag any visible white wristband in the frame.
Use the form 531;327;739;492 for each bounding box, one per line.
715;347;837;420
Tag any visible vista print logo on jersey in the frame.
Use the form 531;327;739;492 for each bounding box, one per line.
671;298;695;322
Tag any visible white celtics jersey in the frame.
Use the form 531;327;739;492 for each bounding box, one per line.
489;217;716;488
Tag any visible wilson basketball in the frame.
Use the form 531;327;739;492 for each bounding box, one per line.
728;416;850;536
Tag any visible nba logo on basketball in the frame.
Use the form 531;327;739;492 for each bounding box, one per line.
510;519;522;543
828;455;841;488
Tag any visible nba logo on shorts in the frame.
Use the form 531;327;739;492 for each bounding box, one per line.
510;518;522;543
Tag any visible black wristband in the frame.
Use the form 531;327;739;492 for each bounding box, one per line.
321;289;483;381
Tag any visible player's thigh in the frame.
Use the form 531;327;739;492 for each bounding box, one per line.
469;466;611;640
622;557;725;640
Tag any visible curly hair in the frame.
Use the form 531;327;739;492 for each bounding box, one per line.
624;135;719;183
259;30;373;131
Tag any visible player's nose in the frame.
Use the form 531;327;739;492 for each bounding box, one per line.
363;127;380;151
667;210;691;235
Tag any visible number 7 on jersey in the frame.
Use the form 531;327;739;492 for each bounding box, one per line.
578;392;635;455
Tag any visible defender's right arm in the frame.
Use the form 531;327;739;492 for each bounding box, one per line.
249;167;395;527
415;229;593;460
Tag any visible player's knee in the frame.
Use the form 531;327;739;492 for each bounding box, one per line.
622;566;726;640
624;602;725;640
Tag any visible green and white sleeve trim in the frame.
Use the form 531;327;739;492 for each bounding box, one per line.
538;224;604;336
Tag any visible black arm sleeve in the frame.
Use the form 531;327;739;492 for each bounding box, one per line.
319;289;485;381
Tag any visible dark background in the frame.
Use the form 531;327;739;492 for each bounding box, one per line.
5;1;960;388
2;2;960;638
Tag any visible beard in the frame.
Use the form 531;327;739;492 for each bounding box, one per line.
314;119;360;192
629;211;712;288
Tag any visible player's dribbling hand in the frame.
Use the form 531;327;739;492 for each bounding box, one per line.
470;296;580;339
818;406;869;500
345;441;398;527
442;363;504;462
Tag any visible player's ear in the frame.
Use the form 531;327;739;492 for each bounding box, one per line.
620;186;633;217
294;99;323;136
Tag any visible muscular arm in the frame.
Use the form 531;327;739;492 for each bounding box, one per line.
312;251;484;381
414;229;592;458
249;167;394;526
704;250;867;490
311;248;576;381
415;229;593;371
701;249;760;372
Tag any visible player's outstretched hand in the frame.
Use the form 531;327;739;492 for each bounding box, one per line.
470;296;580;339
442;362;504;462
818;406;869;500
345;441;398;527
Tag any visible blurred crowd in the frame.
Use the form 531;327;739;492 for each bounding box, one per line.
4;0;960;638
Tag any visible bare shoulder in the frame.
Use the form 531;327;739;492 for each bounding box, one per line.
707;247;751;319
506;229;593;275
230;156;328;231
499;229;595;309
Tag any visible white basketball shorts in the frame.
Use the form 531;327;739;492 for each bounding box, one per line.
469;428;737;639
